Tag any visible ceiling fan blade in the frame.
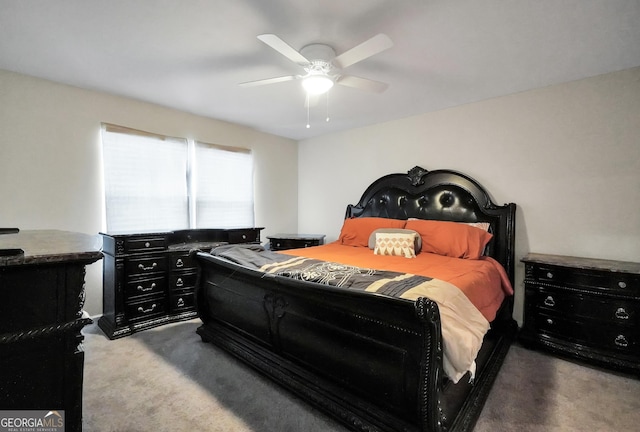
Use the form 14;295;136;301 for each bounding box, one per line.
239;75;298;87
257;34;310;66
333;33;393;69
336;75;389;93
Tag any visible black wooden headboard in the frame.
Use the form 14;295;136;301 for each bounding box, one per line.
345;166;517;285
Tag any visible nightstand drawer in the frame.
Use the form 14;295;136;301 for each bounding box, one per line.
268;234;326;251
271;238;322;250
525;286;639;327
530;264;640;294
531;313;639;355
125;276;167;299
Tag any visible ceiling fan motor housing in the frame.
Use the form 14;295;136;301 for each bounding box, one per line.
300;43;337;75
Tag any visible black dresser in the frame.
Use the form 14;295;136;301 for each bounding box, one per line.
520;253;640;376
0;230;102;432
99;228;263;339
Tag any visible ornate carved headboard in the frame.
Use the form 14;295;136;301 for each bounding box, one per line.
345;166;517;284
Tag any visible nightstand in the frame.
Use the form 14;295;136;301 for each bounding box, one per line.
267;233;325;251
520;253;640;376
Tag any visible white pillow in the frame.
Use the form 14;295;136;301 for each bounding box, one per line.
368;228;422;253
373;232;417;258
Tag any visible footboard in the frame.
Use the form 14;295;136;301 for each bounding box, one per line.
195;251;447;432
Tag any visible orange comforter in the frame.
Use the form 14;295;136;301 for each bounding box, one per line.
280;242;513;322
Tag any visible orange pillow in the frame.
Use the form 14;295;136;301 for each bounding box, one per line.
338;217;406;247
404;219;493;259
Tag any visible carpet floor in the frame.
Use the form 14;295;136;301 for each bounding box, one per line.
82;319;640;432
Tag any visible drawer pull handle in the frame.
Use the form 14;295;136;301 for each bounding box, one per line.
546;272;554;279
177;297;185;307
615;335;629;348
145;242;150;248
137;303;157;314
242;234;247;240
543;296;555;307
546;318;554;325
615;308;630;320
176;258;184;268
618;281;627;289
176;278;184;287
137;283;156;292
138;262;158;271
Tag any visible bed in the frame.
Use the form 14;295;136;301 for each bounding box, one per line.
194;166;517;432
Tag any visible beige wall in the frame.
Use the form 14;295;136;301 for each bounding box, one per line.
3;67;638;324
297;67;640;324
0;69;298;316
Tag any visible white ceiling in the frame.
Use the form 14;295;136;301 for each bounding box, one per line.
1;0;639;141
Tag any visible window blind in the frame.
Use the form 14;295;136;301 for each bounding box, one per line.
194;142;254;228
101;124;189;232
101;124;255;232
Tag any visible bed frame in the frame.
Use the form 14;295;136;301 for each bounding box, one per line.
194;166;517;432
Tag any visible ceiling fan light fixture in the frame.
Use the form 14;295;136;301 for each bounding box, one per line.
302;75;334;95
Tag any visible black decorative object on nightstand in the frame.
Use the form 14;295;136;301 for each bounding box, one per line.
99;227;263;339
520;253;640;376
267;233;325;251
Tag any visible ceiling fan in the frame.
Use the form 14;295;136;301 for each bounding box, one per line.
240;33;394;97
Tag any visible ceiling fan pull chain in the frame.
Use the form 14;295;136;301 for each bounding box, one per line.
326;92;330;123
306;97;311;129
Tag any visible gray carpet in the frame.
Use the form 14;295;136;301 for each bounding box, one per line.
82;319;640;432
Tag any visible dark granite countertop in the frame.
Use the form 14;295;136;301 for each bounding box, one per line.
522;253;640;274
0;230;103;267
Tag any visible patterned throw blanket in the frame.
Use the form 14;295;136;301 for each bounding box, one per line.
212;243;435;296
209;244;490;383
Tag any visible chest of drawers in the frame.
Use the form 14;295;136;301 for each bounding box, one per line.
520;253;640;376
99;228;262;339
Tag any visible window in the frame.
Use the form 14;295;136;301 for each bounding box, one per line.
101;124;254;232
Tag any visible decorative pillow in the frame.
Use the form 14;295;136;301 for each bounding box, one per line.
464;222;490;232
338;217;406;247
373;232;417;258
368;228;422;253
408;218;491;232
404;219;493;259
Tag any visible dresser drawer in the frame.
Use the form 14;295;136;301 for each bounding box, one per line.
125;254;167;276
169;291;195;313
529;264;640;294
169;271;198;291
123;236;166;254
125;297;167;322
169;252;197;271
525;286;639;327
125;276;167;299
531;312;639;356
228;229;260;244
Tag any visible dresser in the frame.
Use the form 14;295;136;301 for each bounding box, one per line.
99;228;263;339
0;230;102;432
267;233;325;251
520;253;640;376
